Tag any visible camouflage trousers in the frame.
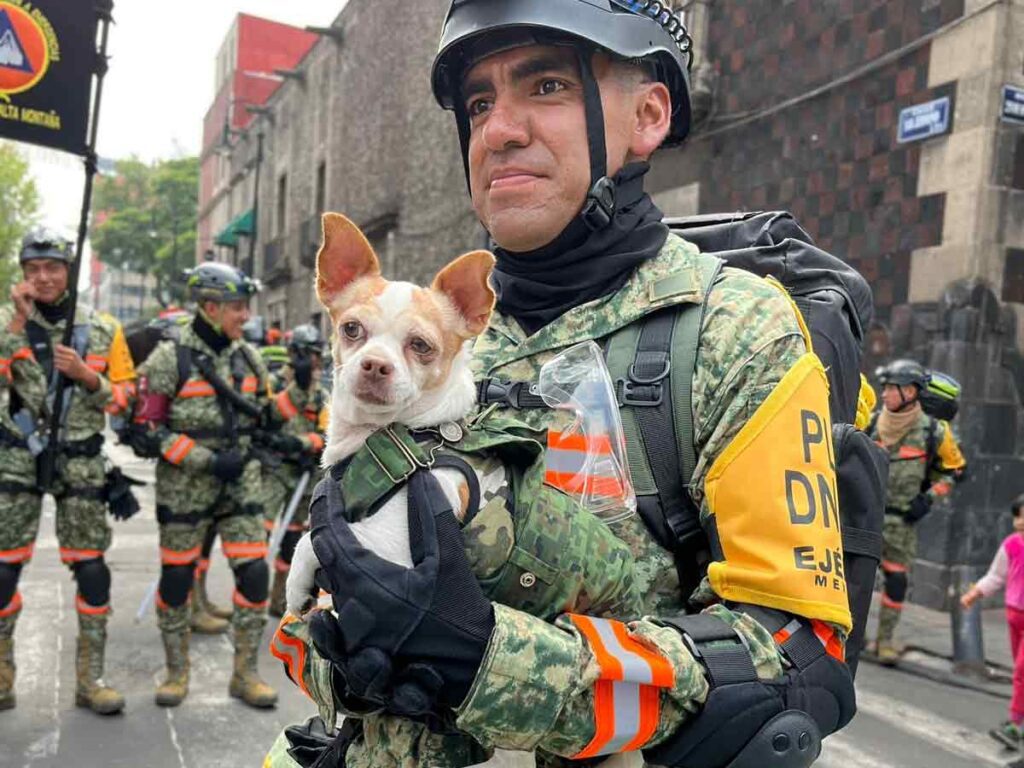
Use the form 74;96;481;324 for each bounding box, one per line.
877;513;917;644
0;448;111;630
155;459;270;637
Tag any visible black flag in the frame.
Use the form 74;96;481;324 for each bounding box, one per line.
0;0;98;155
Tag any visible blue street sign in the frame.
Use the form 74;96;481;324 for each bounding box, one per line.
1002;84;1024;126
897;96;951;144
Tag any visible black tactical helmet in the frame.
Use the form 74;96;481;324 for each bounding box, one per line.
289;324;324;354
877;359;930;390
185;262;259;304
432;0;693;145
20;226;73;264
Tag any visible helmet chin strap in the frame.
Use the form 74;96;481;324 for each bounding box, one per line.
575;46;617;232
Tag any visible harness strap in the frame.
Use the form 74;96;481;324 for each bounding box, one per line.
661;614;758;687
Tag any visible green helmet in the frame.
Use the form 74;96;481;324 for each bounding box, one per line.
289;324;324;354
185;262;259;303
20;226;73;264
877;359;930;390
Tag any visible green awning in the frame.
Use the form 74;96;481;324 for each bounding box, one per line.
214;209;254;248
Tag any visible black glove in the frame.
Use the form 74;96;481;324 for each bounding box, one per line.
274;433;307;458
293;355;313;391
309;470;495;712
905;493;932;524
105;467;145;521
210;450;246;482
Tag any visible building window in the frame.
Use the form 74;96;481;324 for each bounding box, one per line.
1003;249;1024;304
276;173;288;236
315;161;327;215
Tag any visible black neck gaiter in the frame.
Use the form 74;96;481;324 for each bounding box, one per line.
37;294;70;325
193;312;231;355
491;162;668;336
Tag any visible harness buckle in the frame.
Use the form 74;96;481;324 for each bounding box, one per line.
616;378;664;408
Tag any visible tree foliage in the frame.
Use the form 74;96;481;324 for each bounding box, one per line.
92;156;199;305
0;142;40;295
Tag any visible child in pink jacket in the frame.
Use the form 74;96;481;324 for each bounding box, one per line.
962;494;1024;750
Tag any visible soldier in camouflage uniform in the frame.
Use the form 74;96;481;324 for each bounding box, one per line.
265;324;329;617
870;359;965;664
0;228;134;715
268;1;856;765
132;262;277;709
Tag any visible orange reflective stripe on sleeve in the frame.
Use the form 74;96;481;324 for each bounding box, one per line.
76;595;110;616
0;591;22;617
59;548;103;564
163;435;196;465
161;546;201;566
11;347;34;363
178;380;216;398
811;620;845;662
896;446;927;461
275;390;299;420
931;481;953;497
106;382;131;414
233;590;268;610
241;376;259;394
222;541;269;560
545;430;626;498
306;433;324;453
0;543;35;564
0;357;10;379
568;615;673;758
270;614;310;697
85;354;108;373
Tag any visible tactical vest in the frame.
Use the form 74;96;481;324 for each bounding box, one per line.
479;212;888;676
309;418;642;623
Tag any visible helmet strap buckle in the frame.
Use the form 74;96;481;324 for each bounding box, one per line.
581;176;616;231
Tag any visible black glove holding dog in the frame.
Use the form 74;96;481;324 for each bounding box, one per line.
307;469;495;720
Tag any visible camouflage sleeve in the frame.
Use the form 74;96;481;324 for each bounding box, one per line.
927;420;966;499
77;315;115;411
0;306;37;400
269;614;339;727
138;341;214;472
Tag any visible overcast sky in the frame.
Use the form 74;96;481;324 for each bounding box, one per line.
22;0;345;231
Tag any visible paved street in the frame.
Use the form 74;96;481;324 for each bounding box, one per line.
0;440;1021;767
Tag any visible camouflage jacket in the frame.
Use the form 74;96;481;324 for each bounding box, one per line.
274;233;849;764
869;407;965;512
0;302;134;445
270;378;329;456
137;321;269;479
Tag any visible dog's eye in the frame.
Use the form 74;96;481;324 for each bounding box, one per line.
341;322;364;341
409;337;433;356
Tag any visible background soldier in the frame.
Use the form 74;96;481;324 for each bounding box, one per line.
871;359;966;664
131;262;277;708
264;324;328;617
0;228;134;715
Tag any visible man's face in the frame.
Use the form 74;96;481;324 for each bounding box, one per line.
204;299;250;340
462;44;663;253
881;383;918;412
22;259;69;304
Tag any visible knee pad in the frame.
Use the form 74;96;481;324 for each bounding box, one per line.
159;564;195;608
71;558;111;607
883;570;908;604
280;529;303;565
0;563;23;609
235;558;269;604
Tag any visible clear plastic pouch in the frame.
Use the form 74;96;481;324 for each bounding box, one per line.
538;341;636;517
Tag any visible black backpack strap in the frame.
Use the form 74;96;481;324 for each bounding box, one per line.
921;416;938;493
175;343;193;396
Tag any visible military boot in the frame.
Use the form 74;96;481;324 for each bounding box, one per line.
268;568;288;619
155;630;190;707
195;565;232;621
75;613;125;715
0;634;15;711
229;623;277;708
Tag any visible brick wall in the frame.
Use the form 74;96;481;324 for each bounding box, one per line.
651;0;966;322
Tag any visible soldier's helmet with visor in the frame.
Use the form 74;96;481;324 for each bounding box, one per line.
431;0;694;229
185;262;259;304
19;226;74;264
877;359;930;391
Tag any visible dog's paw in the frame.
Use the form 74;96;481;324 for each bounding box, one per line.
286;533;322;619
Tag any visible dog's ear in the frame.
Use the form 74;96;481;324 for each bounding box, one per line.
432;250;496;336
316;213;381;305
